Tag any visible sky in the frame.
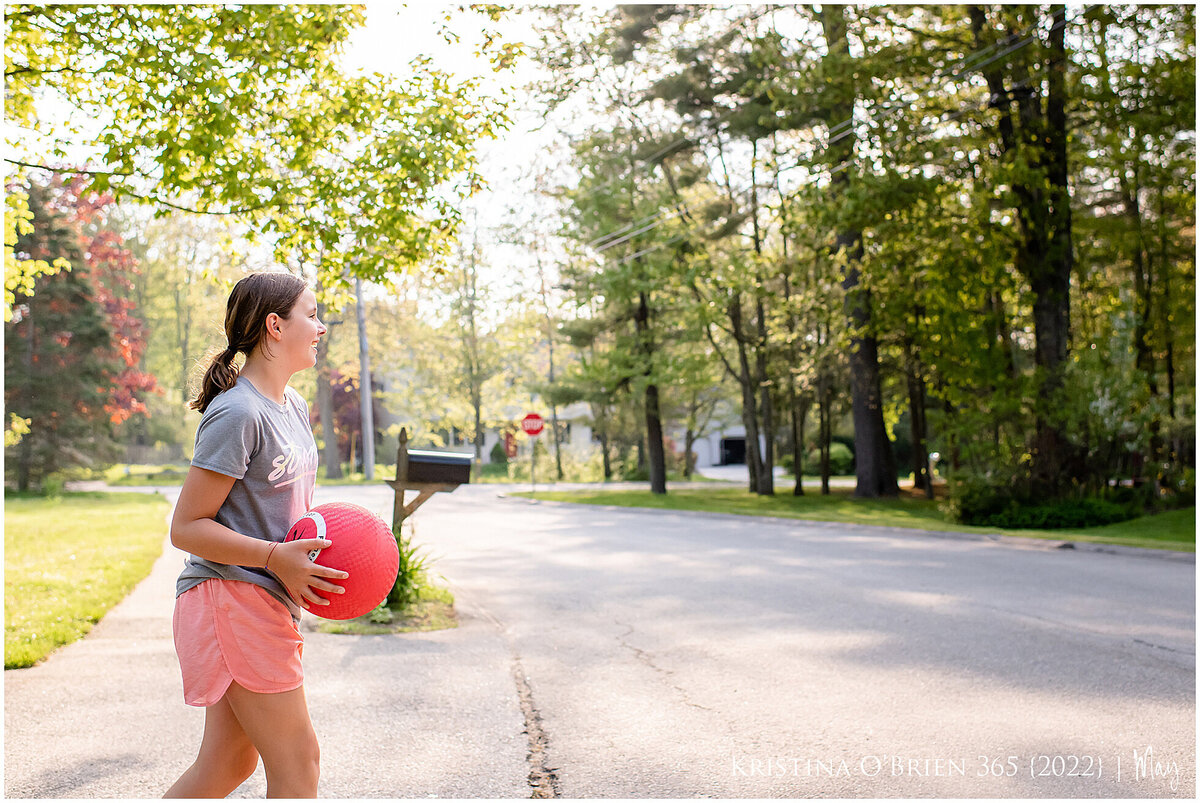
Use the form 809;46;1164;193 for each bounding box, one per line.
344;9;557;219
338;3;572;312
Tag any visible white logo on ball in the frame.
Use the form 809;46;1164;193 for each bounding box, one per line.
295;510;327;560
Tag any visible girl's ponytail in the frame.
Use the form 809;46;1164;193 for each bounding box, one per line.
190;347;239;413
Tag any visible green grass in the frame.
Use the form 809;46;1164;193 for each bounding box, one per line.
517;487;1195;552
103;463;411;487
1035;507;1195;551
316;464;398;485
103;463;189;486
5;491;171;669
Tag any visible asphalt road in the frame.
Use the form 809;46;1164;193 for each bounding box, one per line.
4;483;1195;798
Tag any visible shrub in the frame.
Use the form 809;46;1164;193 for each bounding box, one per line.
943;475;1015;524
388;531;429;606
944;475;1139;529
981;498;1135;529
803;442;854;476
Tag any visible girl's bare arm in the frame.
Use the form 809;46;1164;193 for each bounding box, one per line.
170;466;346;609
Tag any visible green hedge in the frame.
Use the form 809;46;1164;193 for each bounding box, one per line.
946;477;1138;529
979;498;1135;529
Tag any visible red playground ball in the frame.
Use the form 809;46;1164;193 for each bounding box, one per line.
284;502;399;620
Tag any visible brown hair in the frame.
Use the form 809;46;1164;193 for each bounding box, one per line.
190;272;307;413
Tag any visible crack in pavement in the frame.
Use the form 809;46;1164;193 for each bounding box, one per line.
964;600;1195;664
511;656;561;798
1132;638;1196;657
455;588;560;798
614;620;714;712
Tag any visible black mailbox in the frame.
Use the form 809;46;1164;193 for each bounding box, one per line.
404;450;473;484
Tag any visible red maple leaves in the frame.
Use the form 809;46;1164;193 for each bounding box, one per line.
66;175;160;424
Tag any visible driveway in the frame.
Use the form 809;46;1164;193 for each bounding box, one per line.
5;483;1194;797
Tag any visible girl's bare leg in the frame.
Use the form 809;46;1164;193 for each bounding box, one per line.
223;682;321;798
164;693;260;798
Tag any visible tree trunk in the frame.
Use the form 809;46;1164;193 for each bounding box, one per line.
748;142;775;496
591;400;613;481
904;341;932;498
644;383;667;494
820;4;898;499
315;293;342;480
354;277;375;480
633;288;667;494
730;295;765;495
792;395;809;496
684;424;696;480
754;294;774;496
818;376;832;496
599;427;612;480
779;262;807;497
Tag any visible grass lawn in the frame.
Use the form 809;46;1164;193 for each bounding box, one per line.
5;491;171;669
518;486;1195;552
103;463;188;486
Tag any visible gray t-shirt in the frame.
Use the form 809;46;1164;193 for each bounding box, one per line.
175;376;319;620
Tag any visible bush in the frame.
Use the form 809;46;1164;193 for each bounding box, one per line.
803;442;854;476
388;531;429;606
981;498;1135;529
943;475;1014;524
1161;467;1196;507
775;444;855;476
944;475;1139;529
489;441;508;467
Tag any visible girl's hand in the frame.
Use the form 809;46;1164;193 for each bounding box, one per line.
267;538;349;610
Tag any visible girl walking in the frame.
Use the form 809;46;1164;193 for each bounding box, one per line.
166;272;347;798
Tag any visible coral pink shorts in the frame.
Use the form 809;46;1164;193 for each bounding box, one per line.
173;579;304;707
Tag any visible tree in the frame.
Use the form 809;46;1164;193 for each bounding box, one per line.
74;182;159;426
531;4;1194;511
438;224;507;467
813;5;900;498
6;5;514;316
1069;5;1197;489
4;178;155;489
4;5;363;321
310;368;385;473
534;9;700;494
965;4;1079;492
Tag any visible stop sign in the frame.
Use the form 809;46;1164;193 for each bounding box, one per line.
521;413;544;436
